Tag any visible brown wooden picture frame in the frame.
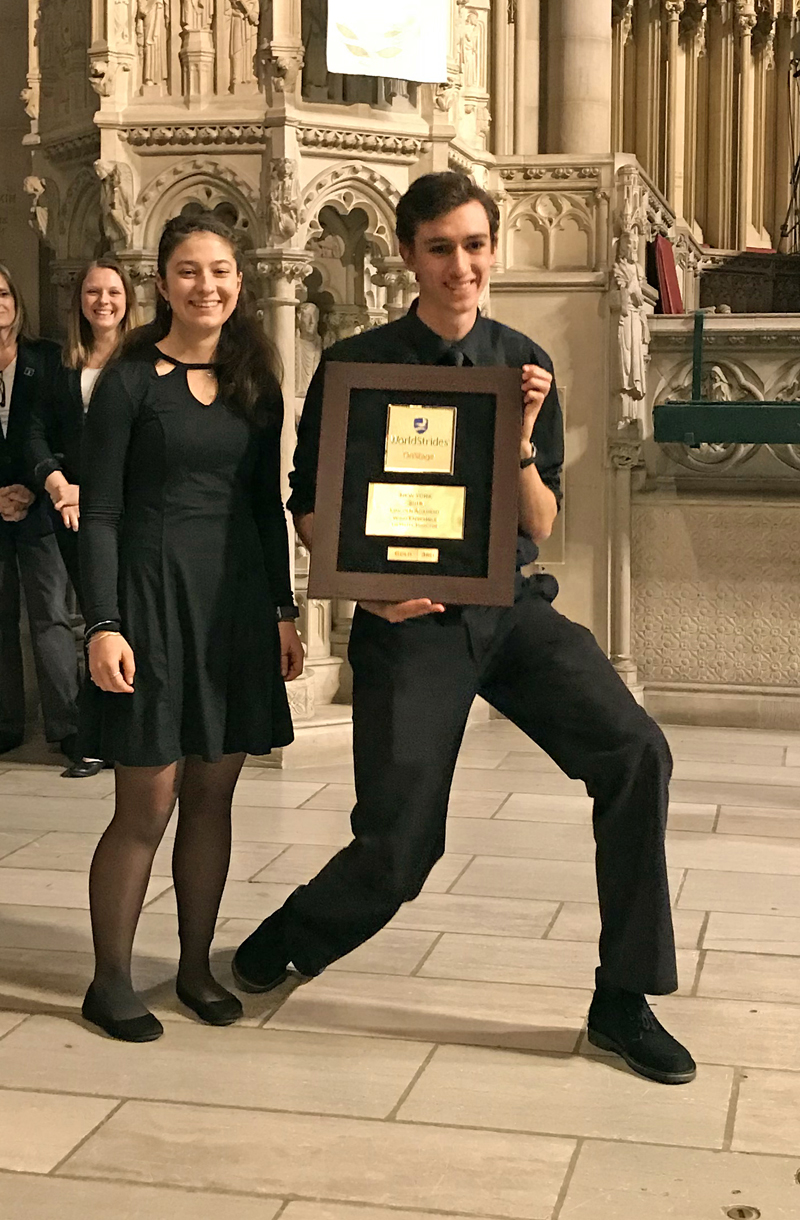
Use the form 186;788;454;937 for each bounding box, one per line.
307;362;522;606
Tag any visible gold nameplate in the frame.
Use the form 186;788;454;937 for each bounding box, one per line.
384;404;456;475
387;546;440;563
365;483;466;540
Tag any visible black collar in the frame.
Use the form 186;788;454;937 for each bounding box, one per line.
401;300;487;366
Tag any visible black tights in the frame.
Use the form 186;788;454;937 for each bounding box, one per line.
87;753;245;1020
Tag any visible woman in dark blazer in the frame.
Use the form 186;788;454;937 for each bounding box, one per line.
0;261;79;759
26;257;139;776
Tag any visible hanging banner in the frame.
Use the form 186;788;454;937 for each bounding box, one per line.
326;0;449;83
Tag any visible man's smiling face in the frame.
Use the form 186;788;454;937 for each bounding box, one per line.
400;199;497;325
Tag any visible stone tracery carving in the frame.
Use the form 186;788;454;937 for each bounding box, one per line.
659;361;761;471
614;227;650;408
23;176;49;242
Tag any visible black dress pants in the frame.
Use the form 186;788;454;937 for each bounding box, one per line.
282;574;678;996
0;519;79;743
53;524;83;616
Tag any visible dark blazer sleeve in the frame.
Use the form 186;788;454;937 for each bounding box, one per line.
286;357;325;519
251;404;294;608
26;361;74;489
7;338;60;492
78;364;139;630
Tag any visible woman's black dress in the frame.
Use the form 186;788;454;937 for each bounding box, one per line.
77;348;294;766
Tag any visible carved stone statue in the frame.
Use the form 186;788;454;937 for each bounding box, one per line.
136;0;168;87
266;159;298;242
614;228;649;406
461;11;481;91
228;0;259;86
181;0;211;31
23;177;48;242
295;302;322;397
95;160;134;249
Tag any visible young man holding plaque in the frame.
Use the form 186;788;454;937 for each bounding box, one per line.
234;173;696;1086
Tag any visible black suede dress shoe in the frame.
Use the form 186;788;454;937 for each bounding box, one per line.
176;982;243;1026
232;910;290;994
587;986;696;1085
82;984;163;1043
0;733;23;756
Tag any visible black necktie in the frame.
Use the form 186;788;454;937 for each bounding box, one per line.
438;346;466;367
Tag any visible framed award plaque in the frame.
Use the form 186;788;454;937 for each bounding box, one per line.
306;362;522;606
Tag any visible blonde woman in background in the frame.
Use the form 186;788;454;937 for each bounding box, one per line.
27;257;139;777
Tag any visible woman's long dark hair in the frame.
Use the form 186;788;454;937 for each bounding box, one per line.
124;213;283;426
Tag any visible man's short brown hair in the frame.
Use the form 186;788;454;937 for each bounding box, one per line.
396;172;500;249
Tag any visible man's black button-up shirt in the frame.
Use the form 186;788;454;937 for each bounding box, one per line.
288;303;564;568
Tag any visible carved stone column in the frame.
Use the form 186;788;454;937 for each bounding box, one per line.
663;1;685;210
88;0;136;106
492;0;512;156
735;1;757;250
180;1;215;103
681;1;707;238
546;0;612;153
373;258;415;323
608;426;644;693
611;1;633;152
514;0;540;155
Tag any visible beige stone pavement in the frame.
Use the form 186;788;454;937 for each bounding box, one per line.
1;720;800;1218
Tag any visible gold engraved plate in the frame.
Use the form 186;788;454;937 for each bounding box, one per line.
387;546;439;563
384;404;456;475
365;483;465;540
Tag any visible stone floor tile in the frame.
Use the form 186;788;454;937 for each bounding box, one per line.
446;818;595;861
704;910;800;955
270;970;589;1053
284;1206;498;1220
61;1099;575;1220
0;866;170;910
495;751;563;773
0;946;176;1013
732;1068;800;1154
232;780;326;808
678;868;800;916
0;831;43;862
666;740;788;766
461;724;540;750
454;749;509;769
716;809;800;838
548;902;705;949
145;879;294;920
0;1015;432;1120
0;1087;118;1172
622;994;800;1071
399;1043;732;1148
0;795;114;834
670;778;800;809
390;892;558;938
420;853;473;892
496;792;592;823
786;746;800;768
450;768;586;796
231;806;352;846
0;768;115;799
0;1173;283;1220
453;855;683;903
301;784;357;810
698;948;800;1003
666;830;800;875
0;1012;27;1039
672;759;800;786
251;842;341;883
0;904;193;957
448;791;509;817
558;1139;800;1220
0;831;281;878
418;933;698;994
667;803;719;832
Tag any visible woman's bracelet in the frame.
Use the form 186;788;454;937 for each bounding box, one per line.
84;620;121;645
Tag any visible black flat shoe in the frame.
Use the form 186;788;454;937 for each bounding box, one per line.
81;984;164;1043
176;982;243;1026
61;758;106;779
587;986;696;1085
232;909;290;994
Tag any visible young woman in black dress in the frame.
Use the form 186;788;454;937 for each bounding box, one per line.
79;213;303;1042
27;257;140;777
